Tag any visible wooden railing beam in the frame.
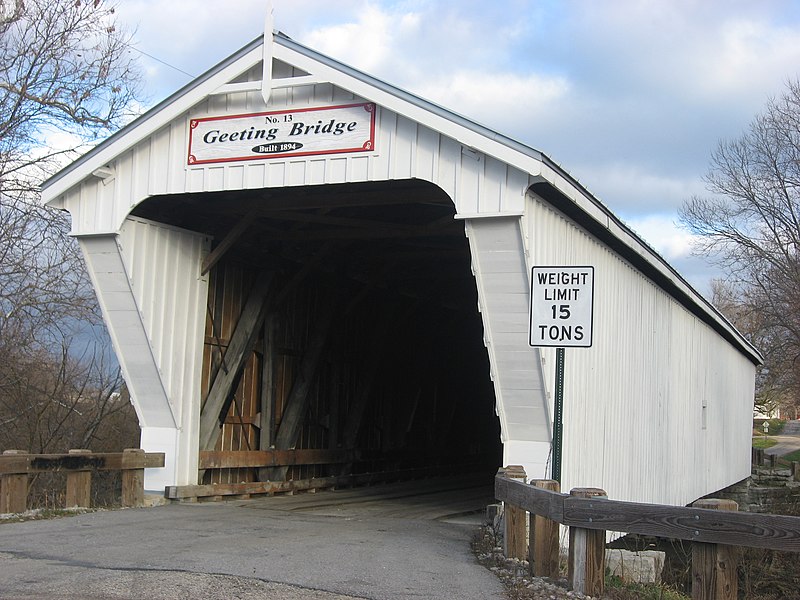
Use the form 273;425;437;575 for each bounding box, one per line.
0;449;164;513
494;472;800;556
200;448;355;470
0;451;164;475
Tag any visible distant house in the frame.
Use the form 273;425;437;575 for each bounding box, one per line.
42;30;760;507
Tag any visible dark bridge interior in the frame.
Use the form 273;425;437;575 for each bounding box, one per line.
133;179;501;487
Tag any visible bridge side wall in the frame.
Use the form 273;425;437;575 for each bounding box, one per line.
524;193;755;506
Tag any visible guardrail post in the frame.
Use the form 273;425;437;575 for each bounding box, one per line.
65;449;92;508
792;461;799;482
691;498;738;600
530;479;560;578
121;448;146;507
568;487;606;596
1;450;29;514
500;465;527;559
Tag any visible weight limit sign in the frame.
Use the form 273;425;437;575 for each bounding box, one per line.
529;266;594;348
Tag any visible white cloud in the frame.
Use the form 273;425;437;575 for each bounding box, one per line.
116;0;270;94
303;4;422;74
568;163;707;217
621;213;721;297
699;18;800;97
624;214;698;261
413;71;570;130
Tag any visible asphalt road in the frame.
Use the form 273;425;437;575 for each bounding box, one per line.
764;419;800;457
0;478;506;600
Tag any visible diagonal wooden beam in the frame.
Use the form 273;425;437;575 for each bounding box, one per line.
261;303;337;482
265;286;373;481
201;207;260;275
199;273;273;452
272;304;337;451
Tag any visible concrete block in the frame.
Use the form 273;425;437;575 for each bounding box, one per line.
486;503;503;529
605;548;665;584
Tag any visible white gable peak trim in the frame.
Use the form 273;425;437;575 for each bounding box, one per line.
42;39;264;206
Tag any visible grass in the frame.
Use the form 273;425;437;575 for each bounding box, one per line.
783;448;800;463
0;507;98;525
604;575;690;600
752;437;778;450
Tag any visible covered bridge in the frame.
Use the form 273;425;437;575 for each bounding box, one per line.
42;30;760;507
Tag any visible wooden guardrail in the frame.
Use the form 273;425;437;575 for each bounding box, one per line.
495;466;800;599
198;448;356;470
0;449;165;513
168;459;486;500
171;449;489;501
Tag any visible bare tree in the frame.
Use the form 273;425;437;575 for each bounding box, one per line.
0;0;140;340
707;279;797;416
0;0;142;455
0;341;135;454
0;0;140;196
680;79;800;417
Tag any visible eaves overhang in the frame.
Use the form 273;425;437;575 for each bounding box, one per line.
529;177;763;367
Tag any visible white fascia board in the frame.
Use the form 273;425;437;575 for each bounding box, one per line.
271;39;544;179
41;44;264;206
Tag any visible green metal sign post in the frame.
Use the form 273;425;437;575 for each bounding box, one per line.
552;347;565;483
529;266;594;485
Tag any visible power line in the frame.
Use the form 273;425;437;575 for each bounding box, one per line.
127;45;196;80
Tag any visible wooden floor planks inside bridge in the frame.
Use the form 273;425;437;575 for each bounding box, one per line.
235;474;496;523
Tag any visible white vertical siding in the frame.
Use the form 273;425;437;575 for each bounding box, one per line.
524;195;755;506
115;217;210;485
56;78;532;236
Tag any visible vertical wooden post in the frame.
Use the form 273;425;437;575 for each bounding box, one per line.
792;461;800;482
568;487;606;596
1;450;29;514
257;316;276;482
121;448;146;508
529;479;561;578
500;465;527;559
65;449;92;508
691;499;738;600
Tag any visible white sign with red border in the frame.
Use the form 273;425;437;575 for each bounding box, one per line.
188;102;376;166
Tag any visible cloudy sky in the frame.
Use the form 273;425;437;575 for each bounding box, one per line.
112;0;800;296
